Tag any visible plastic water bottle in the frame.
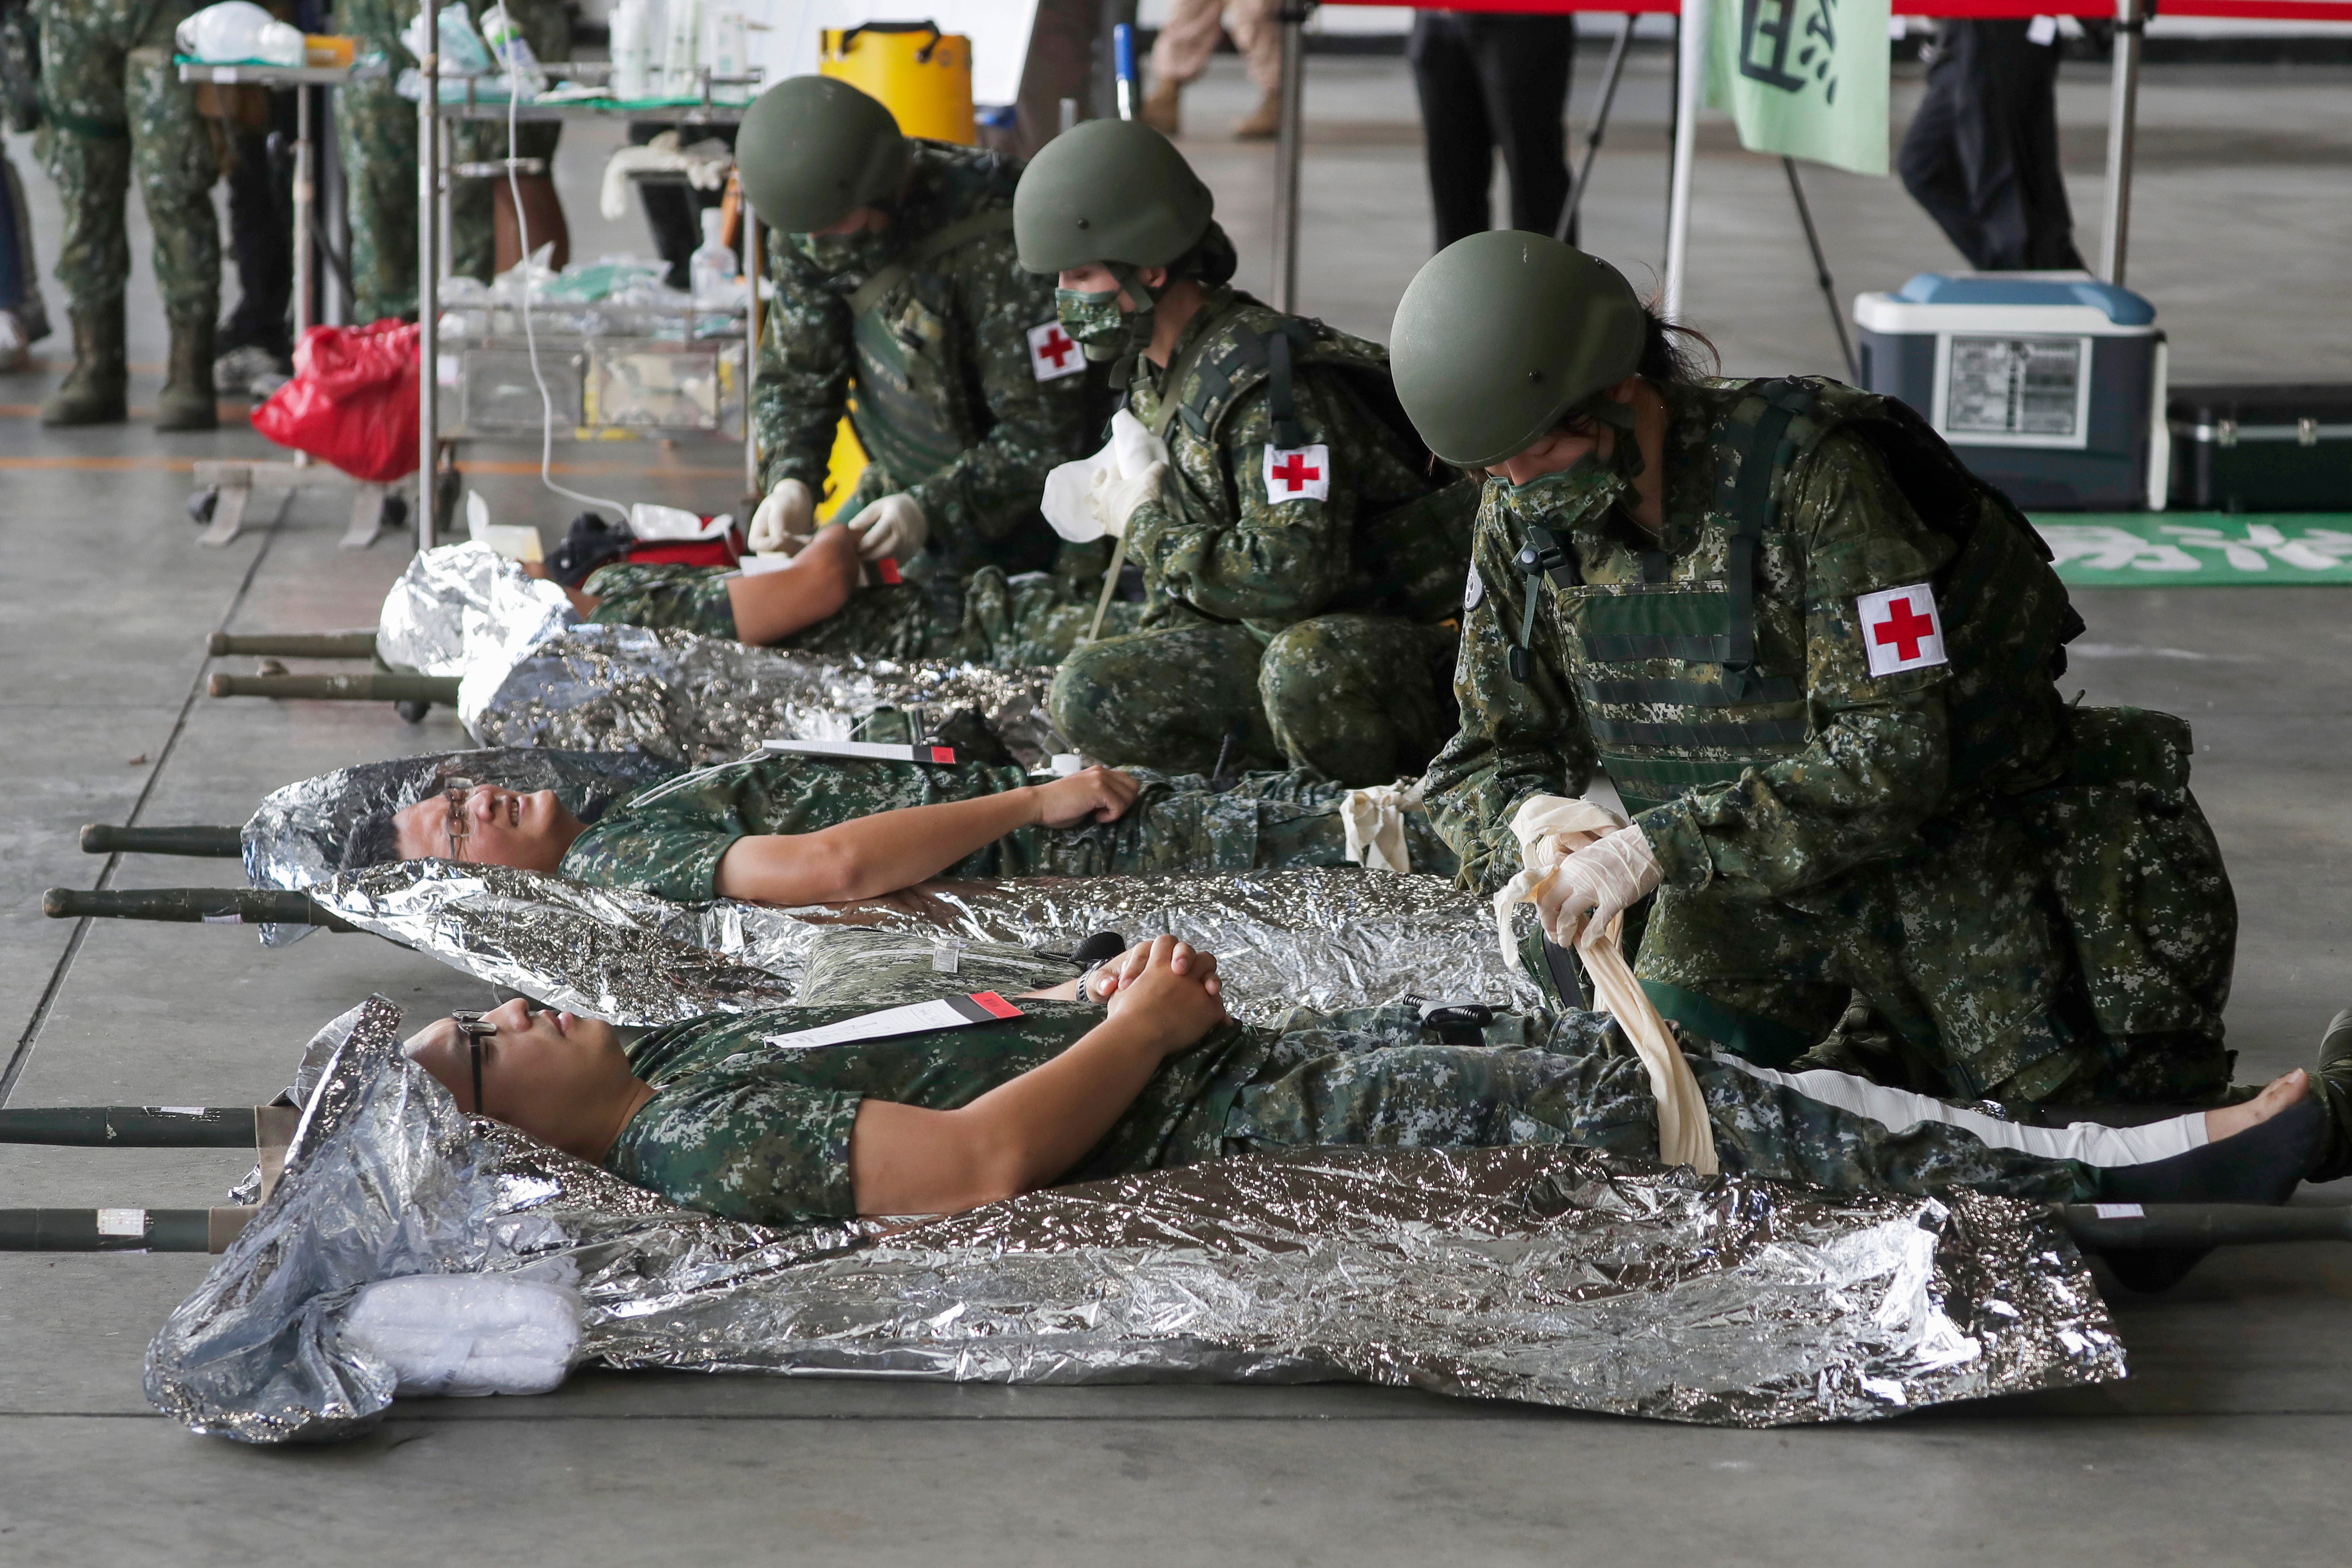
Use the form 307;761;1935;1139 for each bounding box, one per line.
608;0;655;100
690;207;737;309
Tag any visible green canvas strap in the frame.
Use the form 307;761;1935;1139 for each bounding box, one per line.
1639;979;1817;1068
1146;289;1253;442
845;208;1014;319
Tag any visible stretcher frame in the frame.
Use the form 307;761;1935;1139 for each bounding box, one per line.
175;58;408;551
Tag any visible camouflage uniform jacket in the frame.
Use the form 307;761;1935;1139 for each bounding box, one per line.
755;140;1099;579
557;754;1377;903
1427;377;2077;898
604;993;2096;1229
1122;286;1477;636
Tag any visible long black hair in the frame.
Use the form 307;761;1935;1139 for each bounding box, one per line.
1636;300;1720;387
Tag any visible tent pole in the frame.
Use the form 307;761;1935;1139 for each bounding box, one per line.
1557;13;1638;247
1781;158;1858;381
2098;0;2144;285
1663;0;1707;319
417;0;440;550
1271;4;1309;313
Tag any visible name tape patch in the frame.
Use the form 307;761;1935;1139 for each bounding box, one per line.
1027;319;1086;382
764;992;1023;1051
1263;443;1330;504
1856;583;1948;677
764;738;960;765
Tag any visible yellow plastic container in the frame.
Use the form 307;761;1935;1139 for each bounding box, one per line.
819;24;976;146
303;34;356;68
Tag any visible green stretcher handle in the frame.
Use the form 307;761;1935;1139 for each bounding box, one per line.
79;824;244;857
0;1208;252;1252
0;1107;263;1148
206;630;379;659
207;671;460;702
42;886;358;932
2054;1203;2352;1249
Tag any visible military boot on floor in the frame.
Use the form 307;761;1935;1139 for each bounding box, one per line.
1140;76;1182;136
38;306;127;426
1233;89;1282;140
2308;1006;2352;1183
155;315;219;431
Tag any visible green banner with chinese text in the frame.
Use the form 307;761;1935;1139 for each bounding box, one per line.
2033;515;2352;586
1708;0;1890;176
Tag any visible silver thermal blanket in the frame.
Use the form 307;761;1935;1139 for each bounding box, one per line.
144;997;2129;1444
309;860;1545;1025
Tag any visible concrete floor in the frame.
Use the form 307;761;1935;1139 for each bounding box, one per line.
2;53;2350;1565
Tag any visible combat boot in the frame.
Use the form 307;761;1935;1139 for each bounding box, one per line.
38;305;127;426
1233;89;1282;141
1140;76;1181;136
154;314;219;431
2309;1006;2352;1183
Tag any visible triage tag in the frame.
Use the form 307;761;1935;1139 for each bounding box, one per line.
764;992;1022;1051
763;738;960;765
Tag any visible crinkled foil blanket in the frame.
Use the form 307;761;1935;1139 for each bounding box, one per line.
145;998;2127;1443
310;859;1544;1025
465;622;1064;768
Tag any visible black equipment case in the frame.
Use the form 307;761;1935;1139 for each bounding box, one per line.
2168;384;2352;512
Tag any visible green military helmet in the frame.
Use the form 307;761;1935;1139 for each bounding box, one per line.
736;75;910;235
1388;231;1649;469
1013;118;1214;275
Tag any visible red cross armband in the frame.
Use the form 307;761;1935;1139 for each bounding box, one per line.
1027;320;1085;382
1856;583;1947;676
1263;443;1331;503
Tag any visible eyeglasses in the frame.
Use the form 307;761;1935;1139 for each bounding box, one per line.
448;1009;496;1116
443;777;476;862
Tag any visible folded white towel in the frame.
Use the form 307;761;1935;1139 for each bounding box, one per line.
341;1273;581;1398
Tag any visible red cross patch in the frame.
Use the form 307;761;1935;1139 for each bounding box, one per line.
1262;443;1330;503
1026;319;1085;382
1856;583;1947;676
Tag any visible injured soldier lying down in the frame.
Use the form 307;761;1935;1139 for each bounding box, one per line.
403;936;2339;1232
369;753;1452;906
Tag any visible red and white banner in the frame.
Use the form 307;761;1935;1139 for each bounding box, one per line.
764;992;1023;1051
763;738;960;765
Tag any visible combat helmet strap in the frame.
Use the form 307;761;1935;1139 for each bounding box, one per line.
1103;261;1161;390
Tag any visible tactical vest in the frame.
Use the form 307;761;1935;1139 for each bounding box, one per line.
1508;377;2081;815
1143;289;1480;625
842;204;1017;486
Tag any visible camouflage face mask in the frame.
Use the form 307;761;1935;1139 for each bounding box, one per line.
800;227;885;278
1054;286;1131;358
1503;452;1630;533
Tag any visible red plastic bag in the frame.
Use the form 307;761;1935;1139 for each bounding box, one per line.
251;320;422;483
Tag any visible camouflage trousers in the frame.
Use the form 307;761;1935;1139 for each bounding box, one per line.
1219;1003;2098;1203
1049;614;1461;788
1633;710;2237;1106
582;557;1146;668
31;0;218;322
333;0;568;322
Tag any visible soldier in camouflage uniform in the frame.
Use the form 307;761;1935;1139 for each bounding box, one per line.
1013;118;1480;788
406;936;2320;1233
334;0;569;323
378;754;1455;904
1393;233;2238;1108
572;554;1144;665
32;0;221;428
736;75;1104;599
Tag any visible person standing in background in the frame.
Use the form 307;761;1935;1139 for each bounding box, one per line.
1407;9;1576;252
1138;0;1283;142
1897;18;2085;271
31;0;220;428
0;0;53;370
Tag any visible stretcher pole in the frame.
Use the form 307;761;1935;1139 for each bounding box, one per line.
0;1107;278;1148
1270;4;1309;313
207;670;461;704
417;0;442;550
79;824;244;857
0;1209;254;1253
42;886;361;933
2099;0;2145;285
205;630;379;659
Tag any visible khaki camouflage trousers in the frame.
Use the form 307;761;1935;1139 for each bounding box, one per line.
32;0;217;321
334;0;568;322
1634;710;2238;1106
1049;614;1461;788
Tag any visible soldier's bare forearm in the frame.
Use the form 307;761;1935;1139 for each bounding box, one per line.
712;787;1044;906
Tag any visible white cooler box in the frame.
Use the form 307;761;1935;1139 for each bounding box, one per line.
1855;272;2168;511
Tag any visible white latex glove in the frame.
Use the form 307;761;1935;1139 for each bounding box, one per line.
747;478;816;555
1095;460;1168;540
844;492;927;563
1532;824;1661;948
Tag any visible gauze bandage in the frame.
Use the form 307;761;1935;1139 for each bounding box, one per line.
1042;409;1170;543
1493;795;1716;1173
339;1273;581;1397
1341;780;1424;873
